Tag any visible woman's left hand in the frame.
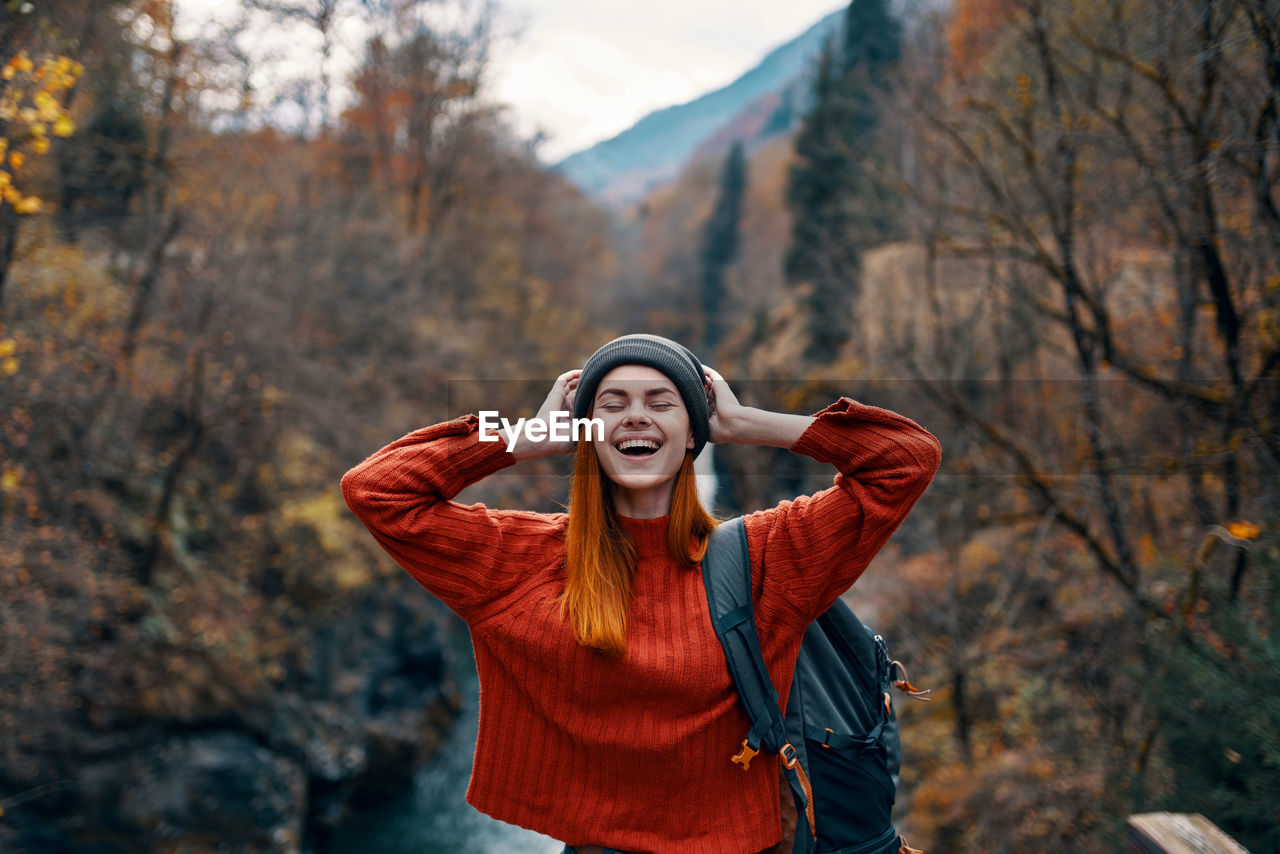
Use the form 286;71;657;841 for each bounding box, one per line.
703;366;815;448
704;366;747;445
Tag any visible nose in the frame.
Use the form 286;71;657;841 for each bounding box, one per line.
622;403;651;426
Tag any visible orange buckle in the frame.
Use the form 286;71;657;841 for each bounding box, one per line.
898;835;925;854
780;742;799;769
731;738;759;771
822;727;833;749
892;660;933;701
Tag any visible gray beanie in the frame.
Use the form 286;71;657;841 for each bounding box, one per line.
573;334;710;458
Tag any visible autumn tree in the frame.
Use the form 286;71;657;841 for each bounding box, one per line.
0;0;614;847
876;0;1280;847
0;1;89;303
338;6;491;236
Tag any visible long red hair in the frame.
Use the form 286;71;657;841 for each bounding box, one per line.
561;443;717;656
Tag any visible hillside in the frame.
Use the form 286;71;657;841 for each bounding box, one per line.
554;8;842;206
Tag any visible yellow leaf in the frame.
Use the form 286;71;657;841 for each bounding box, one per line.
14;196;41;214
1;66;13;81
15;55;33;73
31;137;49;154
2;356;18;375
52;115;74;137
9;151;24;169
1;469;19;491
1226;520;1260;540
0;338;13;356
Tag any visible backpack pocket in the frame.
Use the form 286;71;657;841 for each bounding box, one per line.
804;736;896;852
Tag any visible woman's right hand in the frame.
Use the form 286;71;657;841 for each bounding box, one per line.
506;369;582;460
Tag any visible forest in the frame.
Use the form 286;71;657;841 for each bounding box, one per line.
1;0;1277;851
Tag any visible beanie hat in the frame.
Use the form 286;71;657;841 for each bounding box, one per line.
573;334;710;458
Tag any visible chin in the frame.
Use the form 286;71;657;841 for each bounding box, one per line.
608;473;677;492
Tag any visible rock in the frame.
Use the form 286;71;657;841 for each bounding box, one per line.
115;733;307;851
251;695;367;785
5;576;463;851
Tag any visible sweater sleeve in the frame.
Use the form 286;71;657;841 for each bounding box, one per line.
744;397;942;630
340;414;565;624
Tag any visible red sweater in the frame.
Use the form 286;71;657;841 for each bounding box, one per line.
341;398;941;854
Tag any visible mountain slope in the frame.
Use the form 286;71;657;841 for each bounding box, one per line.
554;9;842;206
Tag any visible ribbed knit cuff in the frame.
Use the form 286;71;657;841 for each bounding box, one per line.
791;397;941;475
425;413;519;496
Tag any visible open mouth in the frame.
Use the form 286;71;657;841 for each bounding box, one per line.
615;438;662;457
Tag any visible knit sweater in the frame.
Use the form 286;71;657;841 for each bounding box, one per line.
340;398;941;854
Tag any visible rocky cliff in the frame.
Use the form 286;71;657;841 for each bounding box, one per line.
0;574;463;853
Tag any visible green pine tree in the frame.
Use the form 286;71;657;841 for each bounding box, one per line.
697;142;749;515
699;141;747;355
842;0;903;83
785;0;903;363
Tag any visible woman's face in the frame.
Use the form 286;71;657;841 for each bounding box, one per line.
589;364;695;495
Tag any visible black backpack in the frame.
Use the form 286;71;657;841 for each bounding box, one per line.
702;517;928;854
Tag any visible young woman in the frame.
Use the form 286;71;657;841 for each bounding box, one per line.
341;334;941;854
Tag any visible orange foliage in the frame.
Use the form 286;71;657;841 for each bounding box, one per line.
946;0;1019;80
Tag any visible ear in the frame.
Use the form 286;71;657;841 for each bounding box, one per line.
686;429;695;450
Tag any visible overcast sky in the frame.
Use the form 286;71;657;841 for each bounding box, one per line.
486;1;843;160
175;0;843;162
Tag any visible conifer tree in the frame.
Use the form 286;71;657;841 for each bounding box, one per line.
699;141;747;354
785;0;903;362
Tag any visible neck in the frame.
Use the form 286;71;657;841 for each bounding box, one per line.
609;481;675;519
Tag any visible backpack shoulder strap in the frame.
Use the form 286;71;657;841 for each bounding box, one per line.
703;517;788;761
704;518;819;851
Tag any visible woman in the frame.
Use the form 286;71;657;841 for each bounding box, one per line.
341;334;941;854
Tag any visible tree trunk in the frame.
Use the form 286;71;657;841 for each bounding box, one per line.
0;203;17;310
137;351;205;586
